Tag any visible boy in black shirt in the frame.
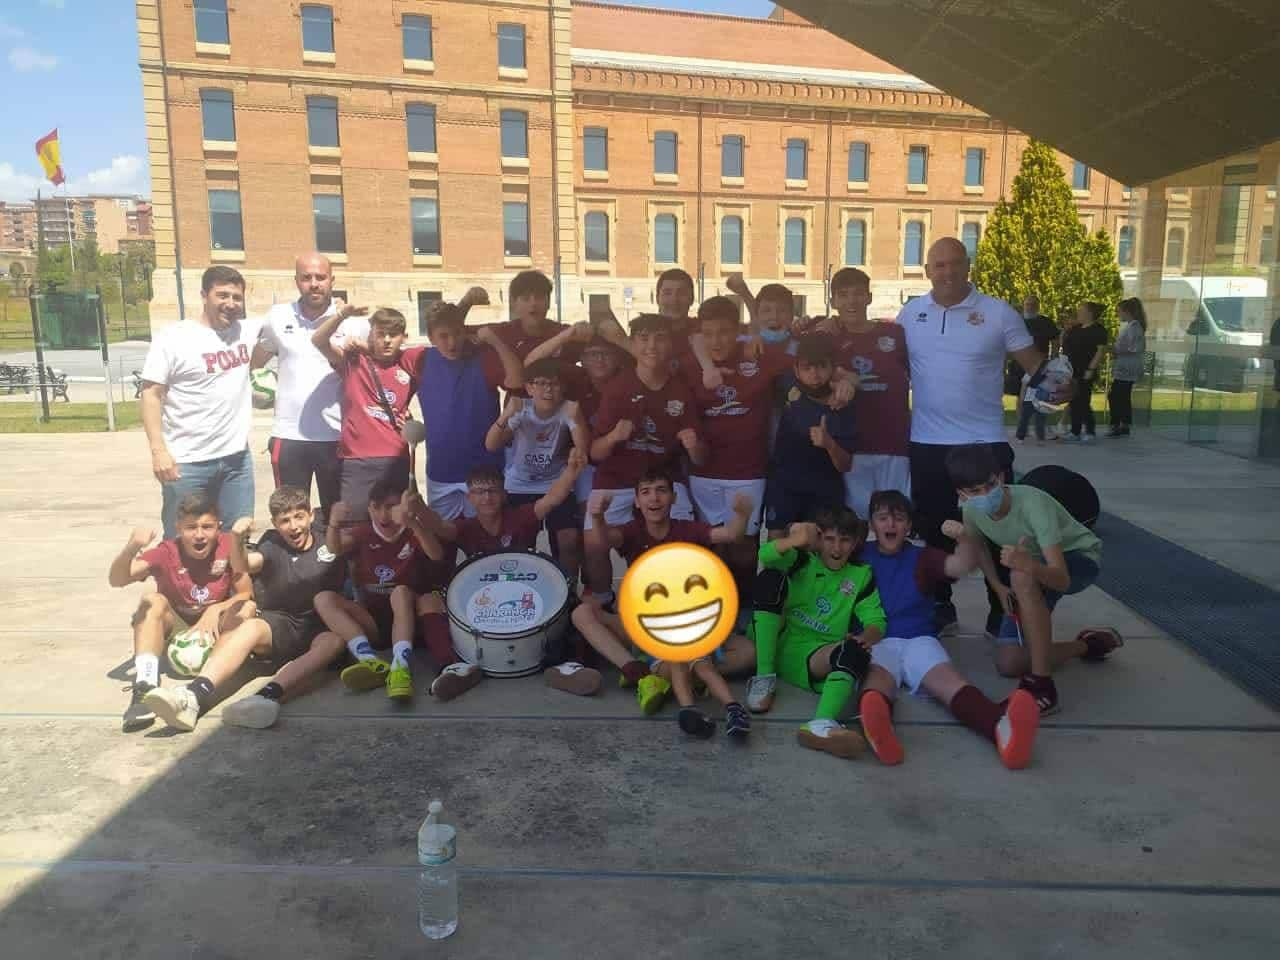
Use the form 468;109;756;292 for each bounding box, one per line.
1061;302;1109;442
144;486;348;731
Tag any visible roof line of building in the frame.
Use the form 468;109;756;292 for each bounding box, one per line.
571;47;934;92
573;1;817;30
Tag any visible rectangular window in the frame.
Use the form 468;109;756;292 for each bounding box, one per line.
417;290;443;335
1117;225;1134;266
1216;185;1243;246
784;217;806;265
904;220;924;266
407;104;437;154
313;194;346;254
786;138;807;181
402;14;433;61
848;141;868;182
301;5;334;53
500;110;528;159
721;215;743;265
965;147;985;187
504;201;530;257
907;145;928;185
209;189;243;251
584;211;609;262
654;213;677;263
588;294;612;317
498;23;526;69
1072;161;1091;191
654;131;677;175
722;135;744;178
1262;225;1275;264
583;127;608;172
845;218;866;266
1164;226;1185;267
962;222;981;259
411;197;440;256
194;0;229;44
200;89;235;142
306;96;339;148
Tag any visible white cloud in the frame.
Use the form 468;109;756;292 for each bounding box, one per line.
0;155;150;204
9;46;58;72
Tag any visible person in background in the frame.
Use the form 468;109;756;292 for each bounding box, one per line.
1061;302;1110;443
1106;297;1147;438
1021;295;1061;358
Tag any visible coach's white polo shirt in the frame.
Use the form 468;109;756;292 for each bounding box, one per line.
260;300;366;442
897;285;1032;445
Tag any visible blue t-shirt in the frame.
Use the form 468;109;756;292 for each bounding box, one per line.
858;542;947;640
419;346;504;483
768;381;856;498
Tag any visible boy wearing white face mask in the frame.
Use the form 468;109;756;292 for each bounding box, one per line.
942;444;1118;716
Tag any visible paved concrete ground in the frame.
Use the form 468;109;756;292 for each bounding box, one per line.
1;415;1278;958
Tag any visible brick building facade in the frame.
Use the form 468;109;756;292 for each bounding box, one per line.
137;0;1272;329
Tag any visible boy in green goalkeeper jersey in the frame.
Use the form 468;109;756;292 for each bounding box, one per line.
744;506;887;758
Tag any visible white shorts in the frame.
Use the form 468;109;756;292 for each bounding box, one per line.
583;482;693;529
870;635;949;695
844;454;911;519
689;476;765;536
426;478;477;521
574;465;595;507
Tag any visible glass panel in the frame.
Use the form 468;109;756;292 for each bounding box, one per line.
965;147;984;187
500;110;528;159
306;96;339;147
721;215;742;264
845;219;865;265
654;132;677;174
722;135;744;178
403;15;433;61
301;5;334;53
194;0;229;44
498;23;526;69
208;189;242;251
1072;161;1090;190
313;194;346;254
848;142;868;182
654;214;677;263
417;290;443;335
786;139;807;180
784;218;805;265
904;220;923;265
584;212;608;262
503;202;529;257
584;128;608;171
407;104;436;153
411;198;439;256
962;222;980;259
1165;227;1185;267
200;89;235;142
907;146;927;184
1117;225;1133;266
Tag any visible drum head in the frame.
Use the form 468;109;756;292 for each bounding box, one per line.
446;552;569;636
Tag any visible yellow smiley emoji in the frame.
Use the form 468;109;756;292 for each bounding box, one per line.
618;543;739;663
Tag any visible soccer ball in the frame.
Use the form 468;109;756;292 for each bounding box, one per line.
168;628;215;677
251;368;277;409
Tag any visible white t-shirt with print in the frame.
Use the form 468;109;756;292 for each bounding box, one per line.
141;316;265;463
504;399;576;494
259;299;363;442
897;286;1033;445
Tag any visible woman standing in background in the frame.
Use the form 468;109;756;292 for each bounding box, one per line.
1107;297;1147;438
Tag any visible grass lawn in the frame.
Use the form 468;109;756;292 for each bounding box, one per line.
0;400;141;434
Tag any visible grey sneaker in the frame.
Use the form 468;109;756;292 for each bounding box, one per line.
222;694;280;729
745;674;776;714
144;685;200;732
122;683;156;732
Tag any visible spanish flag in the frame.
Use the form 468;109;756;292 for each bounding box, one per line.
35;129;65;187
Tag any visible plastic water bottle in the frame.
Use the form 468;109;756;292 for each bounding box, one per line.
417;800;458;940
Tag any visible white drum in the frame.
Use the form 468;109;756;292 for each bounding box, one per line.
445;551;571;678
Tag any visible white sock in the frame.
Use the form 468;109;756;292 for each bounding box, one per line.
347;635;376;661
392;641;412;669
134;653;160;688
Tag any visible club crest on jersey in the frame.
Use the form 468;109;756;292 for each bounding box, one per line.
716;384;738;403
210;559;228;575
375;564;396;585
395;369;411;385
815;597;832;616
643;416;657;435
189;584;211;604
738;361;759;378
915;312;929;322
317;545;336;562
501;535;512;548
665;400;684;417
839;579;855;596
877;336;896;352
967;311;985;326
397;543;413;560
852;355;874;376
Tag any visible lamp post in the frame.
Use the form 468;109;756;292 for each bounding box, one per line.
115;258;129;341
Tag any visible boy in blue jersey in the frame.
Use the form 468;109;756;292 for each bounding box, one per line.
763;334;858;537
857;490;1040;769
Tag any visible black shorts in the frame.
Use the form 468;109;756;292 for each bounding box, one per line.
506;491;578;534
258;609;327;662
339;456;410;518
764;481;844;530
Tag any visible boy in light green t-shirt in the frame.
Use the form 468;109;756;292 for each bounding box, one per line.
943;445;1122;717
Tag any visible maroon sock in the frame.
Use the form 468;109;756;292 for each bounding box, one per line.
418;612;457;667
859;688;893;716
949;684;1002;743
621;660;650;685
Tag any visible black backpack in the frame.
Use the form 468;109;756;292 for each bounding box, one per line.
1019;465;1100;529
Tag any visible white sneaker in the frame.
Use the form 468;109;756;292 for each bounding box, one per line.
144;686;199;732
1081;434;1096;444
223;694;280;729
797;719;867;759
745;674;776;713
429;662;484;701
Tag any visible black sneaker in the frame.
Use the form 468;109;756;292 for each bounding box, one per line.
122;682;156;732
725;702;751;739
934;602;959;637
678;706;716;739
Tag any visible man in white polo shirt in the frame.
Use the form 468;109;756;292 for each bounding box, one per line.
140;265;263;538
252;252;363;518
898;237;1048;635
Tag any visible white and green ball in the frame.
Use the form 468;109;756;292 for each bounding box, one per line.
168;628;215;677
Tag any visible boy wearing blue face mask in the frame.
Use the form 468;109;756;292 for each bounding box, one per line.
943;444;1118;716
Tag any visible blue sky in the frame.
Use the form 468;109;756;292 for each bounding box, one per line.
0;1;775;204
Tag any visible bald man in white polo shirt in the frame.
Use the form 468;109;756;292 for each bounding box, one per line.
897;237;1047;636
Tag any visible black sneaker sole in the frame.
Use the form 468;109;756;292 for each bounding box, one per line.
678;708;716;739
